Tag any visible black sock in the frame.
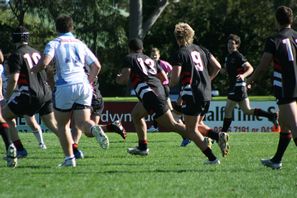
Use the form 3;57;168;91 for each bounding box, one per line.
106;123;113;132
202;147;217;161
13;139;25;151
271;132;292;163
72;143;79;152
207;130;219;141
138;140;148;150
0;123;10;150
254;108;272;119
153;120;158;128
222;118;232;132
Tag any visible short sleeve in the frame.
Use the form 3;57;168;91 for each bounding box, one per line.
159;60;172;73
236;52;248;66
44;41;56;58
122;56;132;69
170;51;182;67
264;37;275;55
8;53;22;74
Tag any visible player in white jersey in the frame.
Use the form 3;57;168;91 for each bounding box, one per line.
32;15;109;167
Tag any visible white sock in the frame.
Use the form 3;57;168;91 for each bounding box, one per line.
33;128;45;145
65;155;75;160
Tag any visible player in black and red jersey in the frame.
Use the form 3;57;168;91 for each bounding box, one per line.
247;6;297;169
2;26;59;168
170;22;228;164
116;38;195;156
221;34;279;133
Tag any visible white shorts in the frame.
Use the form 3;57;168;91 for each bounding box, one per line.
54;82;93;110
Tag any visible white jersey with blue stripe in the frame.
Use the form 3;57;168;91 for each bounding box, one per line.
44;32;98;86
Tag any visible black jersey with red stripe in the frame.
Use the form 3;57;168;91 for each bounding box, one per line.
224;51;247;92
8;44;51;99
171;44;212;102
123;52;164;97
264;28;297;99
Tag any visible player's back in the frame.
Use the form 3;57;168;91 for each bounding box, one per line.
11;45;49;98
46;34;90;86
273;28;297;98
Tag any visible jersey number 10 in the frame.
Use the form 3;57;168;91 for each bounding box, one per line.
23;52;41;69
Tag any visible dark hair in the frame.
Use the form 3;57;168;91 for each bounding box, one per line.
128;38;143;51
12;26;29;43
55;15;73;33
276;6;293;26
228;34;241;46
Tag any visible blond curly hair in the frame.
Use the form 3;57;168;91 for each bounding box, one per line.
174;22;195;45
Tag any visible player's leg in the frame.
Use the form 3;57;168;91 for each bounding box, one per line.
40;112;59;136
70;119;84;159
7;118;27;158
72;107;109;149
156;110;187;135
24;115;46;149
239;98;279;127
183;114;220;164
261;101;296;169
1;106;19;167
0;115;11;151
221;99;237;132
128;102;149;155
92;97;127;140
0;106;15;167
54;109;77;167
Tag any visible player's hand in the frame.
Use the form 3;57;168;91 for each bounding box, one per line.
236;74;244;81
246;84;252;90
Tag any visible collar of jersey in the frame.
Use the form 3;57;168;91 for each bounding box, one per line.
58;32;74;37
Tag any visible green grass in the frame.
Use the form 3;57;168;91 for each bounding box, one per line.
0;132;296;198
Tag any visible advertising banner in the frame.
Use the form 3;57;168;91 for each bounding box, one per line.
16;100;279;132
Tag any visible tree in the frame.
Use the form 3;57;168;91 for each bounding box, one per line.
9;0;28;25
129;0;170;39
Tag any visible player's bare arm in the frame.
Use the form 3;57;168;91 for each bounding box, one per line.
31;54;52;73
208;55;221;80
169;66;181;87
116;67;130;85
88;61;101;84
156;69;168;84
5;72;19;99
237;62;254;80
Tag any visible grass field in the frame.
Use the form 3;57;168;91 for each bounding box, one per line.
0;132;296;198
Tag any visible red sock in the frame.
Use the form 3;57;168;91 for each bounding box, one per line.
72;143;79;151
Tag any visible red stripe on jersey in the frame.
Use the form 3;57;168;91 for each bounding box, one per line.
237;67;245;74
181;72;192;85
131;74;142;87
273;58;282;70
18;78;29;85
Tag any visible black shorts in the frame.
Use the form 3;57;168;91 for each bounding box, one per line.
182;95;210;116
276;97;297;105
142;91;169;119
91;93;104;116
227;86;248;102
8;90;53;117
